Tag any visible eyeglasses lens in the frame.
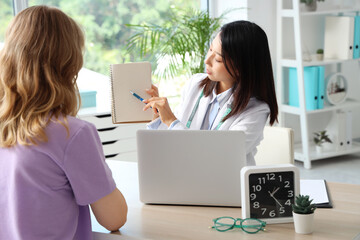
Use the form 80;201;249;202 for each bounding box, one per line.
214;217;234;231
241;219;263;233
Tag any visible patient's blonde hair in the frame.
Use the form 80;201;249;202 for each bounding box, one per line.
0;6;84;147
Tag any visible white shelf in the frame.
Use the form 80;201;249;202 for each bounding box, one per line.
276;0;360;169
300;8;360;16
294;141;360;161
281;58;360;67
281;8;360;17
280;98;360;115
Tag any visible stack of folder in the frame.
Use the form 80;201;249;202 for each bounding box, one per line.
325;110;353;151
288;66;325;111
324;16;360;60
354;16;360;59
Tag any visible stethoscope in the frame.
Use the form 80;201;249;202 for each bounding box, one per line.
186;90;232;130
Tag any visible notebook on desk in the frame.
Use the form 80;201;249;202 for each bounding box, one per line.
300;179;333;208
136;130;247;207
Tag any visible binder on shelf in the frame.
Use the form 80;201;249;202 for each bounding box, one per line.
288;66;319;111
324;16;354;60
353;16;360;59
337;111;347;151
326;111;347;152
346;111;353;148
317;66;325;109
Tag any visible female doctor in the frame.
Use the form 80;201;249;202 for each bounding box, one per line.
143;20;278;165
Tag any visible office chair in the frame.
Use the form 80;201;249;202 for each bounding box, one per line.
255;126;294;165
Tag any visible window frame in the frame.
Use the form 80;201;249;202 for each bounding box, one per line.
13;0;28;14
10;0;209;110
13;0;208;15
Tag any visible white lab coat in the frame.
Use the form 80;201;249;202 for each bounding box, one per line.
148;73;270;165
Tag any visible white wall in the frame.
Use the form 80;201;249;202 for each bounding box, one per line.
209;0;276;75
209;0;248;23
247;0;277;73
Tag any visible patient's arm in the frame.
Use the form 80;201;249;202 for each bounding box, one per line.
90;188;128;231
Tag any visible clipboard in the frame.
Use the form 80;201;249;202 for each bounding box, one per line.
300;179;333;208
110;62;153;124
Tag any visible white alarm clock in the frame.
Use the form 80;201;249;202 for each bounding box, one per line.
241;164;300;224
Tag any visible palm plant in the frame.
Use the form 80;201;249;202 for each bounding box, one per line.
126;8;229;80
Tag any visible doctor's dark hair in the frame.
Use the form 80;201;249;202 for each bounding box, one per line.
200;20;278;125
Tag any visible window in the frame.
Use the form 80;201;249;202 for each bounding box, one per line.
28;0;201;108
0;1;13;50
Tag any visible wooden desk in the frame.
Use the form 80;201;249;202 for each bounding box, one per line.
92;160;360;240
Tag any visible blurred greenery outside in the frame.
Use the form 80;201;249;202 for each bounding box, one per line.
0;1;13;45
0;0;200;108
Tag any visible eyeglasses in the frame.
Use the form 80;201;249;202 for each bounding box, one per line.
211;216;266;234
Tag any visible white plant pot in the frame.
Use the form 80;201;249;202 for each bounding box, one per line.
316;53;324;61
316;145;323;154
293;212;315;234
304;1;317;11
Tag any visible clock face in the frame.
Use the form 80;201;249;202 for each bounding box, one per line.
248;171;295;219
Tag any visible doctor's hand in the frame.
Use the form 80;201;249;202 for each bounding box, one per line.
145;84;159;98
145;85;160;120
143;97;177;127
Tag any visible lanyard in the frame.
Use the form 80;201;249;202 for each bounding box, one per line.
186;90;232;130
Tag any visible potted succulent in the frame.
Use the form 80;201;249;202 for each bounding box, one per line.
300;0;325;12
313;130;332;154
292;194;317;234
316;48;324;61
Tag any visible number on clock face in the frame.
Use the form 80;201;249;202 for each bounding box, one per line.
248;171;294;219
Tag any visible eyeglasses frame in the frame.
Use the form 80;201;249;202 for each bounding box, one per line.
212;216;266;234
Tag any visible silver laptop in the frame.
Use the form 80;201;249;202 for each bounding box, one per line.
136;130;246;207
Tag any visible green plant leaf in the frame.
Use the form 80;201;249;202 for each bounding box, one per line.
125;7;240;80
292;194;317;214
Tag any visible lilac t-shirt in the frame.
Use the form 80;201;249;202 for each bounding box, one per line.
0;116;116;240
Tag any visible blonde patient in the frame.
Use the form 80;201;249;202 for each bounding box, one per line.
0;6;127;239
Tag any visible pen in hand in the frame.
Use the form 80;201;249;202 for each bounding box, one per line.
130;91;145;102
130;90;158;112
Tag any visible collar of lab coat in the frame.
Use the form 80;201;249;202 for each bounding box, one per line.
191;90;234;130
209;87;233;109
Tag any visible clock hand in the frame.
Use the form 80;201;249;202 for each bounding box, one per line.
272;187;280;195
268;191;283;207
269;187;279;196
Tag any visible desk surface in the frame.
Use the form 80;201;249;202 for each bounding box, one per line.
92;160;360;240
